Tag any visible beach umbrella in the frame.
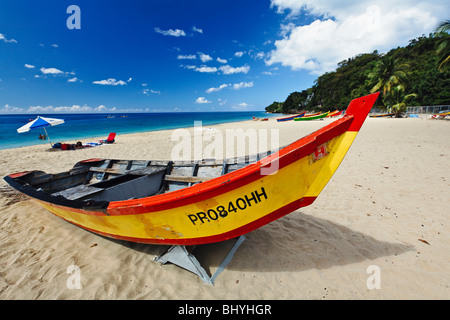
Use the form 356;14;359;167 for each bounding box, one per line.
17;116;65;147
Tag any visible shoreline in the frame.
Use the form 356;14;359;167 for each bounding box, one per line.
1;116;449;299
0;116;266;152
0;111;277;151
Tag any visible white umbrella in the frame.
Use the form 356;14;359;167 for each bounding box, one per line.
17;116;65;147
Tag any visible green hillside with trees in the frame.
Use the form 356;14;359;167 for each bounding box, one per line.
266;27;450;117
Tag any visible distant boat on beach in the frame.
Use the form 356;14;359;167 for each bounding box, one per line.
294;111;329;121
252;116;269;121
326;110;344;117
276;112;306;122
369;113;395;118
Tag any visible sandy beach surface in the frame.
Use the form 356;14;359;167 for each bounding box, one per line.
0;115;449;300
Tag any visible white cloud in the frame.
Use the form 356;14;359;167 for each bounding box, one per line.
197;65;217;73
127;77;132;82
26;104;126;113
0;33;17;43
0;104;22;113
232;81;254;90
2;103;164;114
234;51;244;58
154;27;186;37
67;77;82;83
28;105;93;113
253;52;266;60
177;54;197;60
184;65;218;73
55;105;92;112
182;62;250;75
198;52;213;63
206;84;229;93
206;81;254;93
219;65;250;75
192;26;203;34
217;57;227;64
27;105;53;112
51;44;59;48
24;64;35;69
268;0;448;74
40;67;64;75
142;88;161;95
93;78;127;86
195;97;211;104
279;22;296;37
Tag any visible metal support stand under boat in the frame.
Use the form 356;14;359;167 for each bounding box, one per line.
154;235;246;285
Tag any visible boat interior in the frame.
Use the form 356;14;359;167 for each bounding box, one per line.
14;150;276;203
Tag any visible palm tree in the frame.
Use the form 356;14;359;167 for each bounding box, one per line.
369;56;410;100
435;20;450;72
390;87;418;117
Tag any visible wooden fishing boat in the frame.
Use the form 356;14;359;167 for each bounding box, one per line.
276;112;306;122
294;111;329;121
326;110;339;117
4;93;379;246
252;117;269;121
327;110;344;117
430;111;450;119
369;113;394;118
301;111;321;118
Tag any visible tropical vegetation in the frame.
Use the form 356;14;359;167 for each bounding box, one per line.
435;20;450;72
266;29;450;117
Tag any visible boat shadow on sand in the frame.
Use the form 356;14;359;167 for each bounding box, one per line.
0;187;411;275
114;210;412;274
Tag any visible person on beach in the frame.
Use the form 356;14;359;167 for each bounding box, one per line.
75;141;93;149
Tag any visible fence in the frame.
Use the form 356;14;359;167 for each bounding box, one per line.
406;105;450;115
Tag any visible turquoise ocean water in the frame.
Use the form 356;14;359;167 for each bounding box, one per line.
0;111;275;150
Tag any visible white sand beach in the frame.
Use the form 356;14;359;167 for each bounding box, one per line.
0;116;449;299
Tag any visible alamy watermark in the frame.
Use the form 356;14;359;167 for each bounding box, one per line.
67;5;81;30
366;265;381;290
170;121;280;175
66;264;82;289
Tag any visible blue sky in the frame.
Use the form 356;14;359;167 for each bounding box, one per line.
0;0;448;113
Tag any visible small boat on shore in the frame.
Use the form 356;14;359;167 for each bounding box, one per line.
294;112;329;121
252;117;269;121
327;110;344;117
430;111;450;119
369;113;394;118
276;112;306;122
4;93;379;246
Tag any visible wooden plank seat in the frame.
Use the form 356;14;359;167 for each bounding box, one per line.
52;184;104;200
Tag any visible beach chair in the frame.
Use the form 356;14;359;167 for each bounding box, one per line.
100;132;116;144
